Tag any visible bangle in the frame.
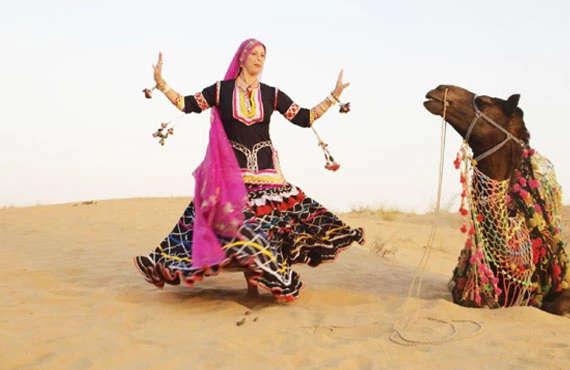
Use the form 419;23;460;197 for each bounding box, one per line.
175;94;185;110
326;94;337;105
330;92;340;103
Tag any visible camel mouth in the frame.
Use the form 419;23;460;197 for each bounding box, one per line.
423;89;444;116
425;90;443;103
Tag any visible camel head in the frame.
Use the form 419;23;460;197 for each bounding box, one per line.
424;85;530;180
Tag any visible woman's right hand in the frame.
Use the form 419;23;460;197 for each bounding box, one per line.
152;52;164;86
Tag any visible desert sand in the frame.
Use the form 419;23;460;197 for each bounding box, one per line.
1;198;569;369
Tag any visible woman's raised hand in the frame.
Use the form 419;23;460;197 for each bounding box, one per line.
332;69;350;99
153;52;165;85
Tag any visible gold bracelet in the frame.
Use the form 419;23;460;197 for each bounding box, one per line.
175;94;184;110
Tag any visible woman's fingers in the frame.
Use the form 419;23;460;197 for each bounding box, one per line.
152;51;164;83
333;69;349;96
336;69;350;93
337;69;344;84
157;51;163;68
153;52;163;72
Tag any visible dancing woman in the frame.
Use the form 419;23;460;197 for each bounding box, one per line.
134;39;364;301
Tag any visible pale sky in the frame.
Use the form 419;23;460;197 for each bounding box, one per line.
1;0;569;212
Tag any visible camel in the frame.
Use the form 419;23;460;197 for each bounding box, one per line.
424;85;570;315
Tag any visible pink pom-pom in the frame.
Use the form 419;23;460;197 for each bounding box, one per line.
529;179;540;189
519;177;527;187
512;184;521;193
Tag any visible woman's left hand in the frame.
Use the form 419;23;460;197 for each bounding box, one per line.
332;69;350;99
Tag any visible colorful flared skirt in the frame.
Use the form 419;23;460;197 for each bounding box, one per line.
134;183;364;301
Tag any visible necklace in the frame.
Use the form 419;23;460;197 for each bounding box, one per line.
237;74;259;92
236;74;259;116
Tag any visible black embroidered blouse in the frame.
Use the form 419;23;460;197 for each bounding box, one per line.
184;80;312;172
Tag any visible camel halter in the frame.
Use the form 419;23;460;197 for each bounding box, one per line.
465;94;525;162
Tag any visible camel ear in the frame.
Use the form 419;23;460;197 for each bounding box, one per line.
503;94;520;116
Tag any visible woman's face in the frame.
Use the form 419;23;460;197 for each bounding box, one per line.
242;44;266;77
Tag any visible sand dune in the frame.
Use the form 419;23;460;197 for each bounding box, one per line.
1;199;569;369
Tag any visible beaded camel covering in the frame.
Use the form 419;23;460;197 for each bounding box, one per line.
450;144;568;308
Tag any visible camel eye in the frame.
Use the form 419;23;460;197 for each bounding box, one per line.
474;97;490;109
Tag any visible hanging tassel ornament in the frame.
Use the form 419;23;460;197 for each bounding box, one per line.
151;122;177;146
311;125;340;172
143;79;185;146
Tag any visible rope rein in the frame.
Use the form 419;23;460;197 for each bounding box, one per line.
390;89;484;346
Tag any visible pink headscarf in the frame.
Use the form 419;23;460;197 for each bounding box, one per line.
191;38;266;267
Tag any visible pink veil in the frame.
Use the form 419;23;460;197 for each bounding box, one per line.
191;39;266;267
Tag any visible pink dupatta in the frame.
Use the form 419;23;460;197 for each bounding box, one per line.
191;39;266;267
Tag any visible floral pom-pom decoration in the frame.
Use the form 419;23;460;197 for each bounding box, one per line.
339;102;350;113
143;88;154;99
325;162;340;172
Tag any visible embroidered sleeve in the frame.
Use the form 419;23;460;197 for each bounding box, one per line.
275;89;312;128
183;82;218;114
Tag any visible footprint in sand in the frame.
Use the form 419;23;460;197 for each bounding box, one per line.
236;310;259;326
